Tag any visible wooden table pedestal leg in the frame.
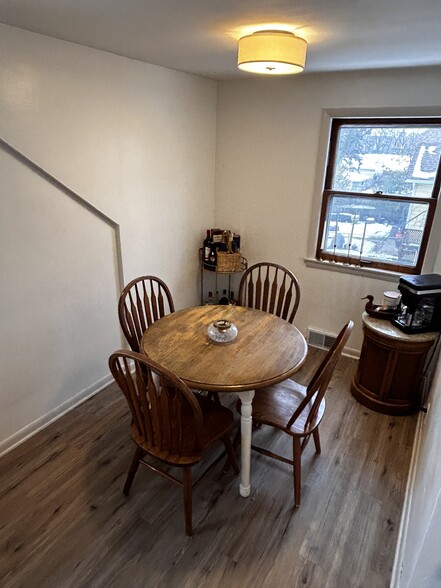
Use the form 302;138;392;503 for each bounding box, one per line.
237;389;255;497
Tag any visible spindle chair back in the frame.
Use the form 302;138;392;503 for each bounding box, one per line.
238;262;301;324
118;275;175;352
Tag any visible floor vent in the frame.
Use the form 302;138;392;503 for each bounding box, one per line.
307;329;337;350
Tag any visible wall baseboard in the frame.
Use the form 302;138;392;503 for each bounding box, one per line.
0;373;114;458
342;346;360;360
390;409;425;588
307;328;360;360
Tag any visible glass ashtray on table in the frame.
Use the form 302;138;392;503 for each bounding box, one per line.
207;319;238;343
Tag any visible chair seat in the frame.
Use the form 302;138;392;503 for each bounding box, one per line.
132;394;235;465
251;378;326;436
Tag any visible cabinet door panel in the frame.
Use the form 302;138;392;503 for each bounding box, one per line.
388;353;425;401
358;342;390;398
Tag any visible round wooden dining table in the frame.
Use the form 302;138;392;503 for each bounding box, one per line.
141;305;307;497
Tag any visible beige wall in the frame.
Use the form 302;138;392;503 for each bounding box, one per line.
214;69;441;586
0;24;217;452
215;68;441;351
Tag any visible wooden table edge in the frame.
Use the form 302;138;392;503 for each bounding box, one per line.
181;344;308;393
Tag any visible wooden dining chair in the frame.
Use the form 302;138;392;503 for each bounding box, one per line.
109;349;239;536
118;275;220;405
245;320;353;507
238;262;301;324
118;275;175;352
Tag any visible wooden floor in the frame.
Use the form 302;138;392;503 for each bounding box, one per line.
0;349;417;588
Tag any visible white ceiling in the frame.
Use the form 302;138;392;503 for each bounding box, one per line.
1;0;441;80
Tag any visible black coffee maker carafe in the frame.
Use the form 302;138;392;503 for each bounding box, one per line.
393;273;441;333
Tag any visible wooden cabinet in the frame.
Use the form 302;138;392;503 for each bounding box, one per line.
351;313;438;415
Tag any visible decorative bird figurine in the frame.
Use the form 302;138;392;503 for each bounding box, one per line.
362;295;375;312
362;295;397;318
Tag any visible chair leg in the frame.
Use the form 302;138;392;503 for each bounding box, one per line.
183;467;193;536
207;391;222;405
222;435;240;474
313;428;321;454
123;446;145;496
293;437;302;508
232;424;241;450
222;423;242;473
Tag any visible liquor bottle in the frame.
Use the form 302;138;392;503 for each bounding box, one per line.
203;230;211;263
233;234;241;252
211;229;223;244
205;291;215;305
219;289;229;305
229;291;237;305
208;243;217;266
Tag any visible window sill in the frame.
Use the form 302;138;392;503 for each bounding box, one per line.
303;258;403;281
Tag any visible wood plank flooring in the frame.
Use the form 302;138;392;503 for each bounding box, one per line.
0;349;417;587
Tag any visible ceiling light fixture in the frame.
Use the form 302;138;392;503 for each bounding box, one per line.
237;30;307;75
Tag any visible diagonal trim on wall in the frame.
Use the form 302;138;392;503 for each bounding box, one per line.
0;136;129;456
0;137;124;294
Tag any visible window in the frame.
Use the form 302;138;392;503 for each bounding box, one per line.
316;118;441;274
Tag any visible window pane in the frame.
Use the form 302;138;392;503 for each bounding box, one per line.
332;125;441;197
321;195;430;267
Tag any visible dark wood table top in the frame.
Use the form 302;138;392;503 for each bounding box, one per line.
141;305;307;393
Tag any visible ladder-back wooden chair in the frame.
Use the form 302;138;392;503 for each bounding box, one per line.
244;320;353;507
118;275;175;352
109;350;239;536
238;262;301;324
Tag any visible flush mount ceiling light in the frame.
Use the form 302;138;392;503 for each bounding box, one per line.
237;30;307;75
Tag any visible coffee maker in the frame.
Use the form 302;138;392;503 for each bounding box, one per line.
393;274;441;334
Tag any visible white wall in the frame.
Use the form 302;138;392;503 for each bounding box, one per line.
395;352;441;587
0;24;217;453
0;146;121;447
214;68;441;585
215;68;441;351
